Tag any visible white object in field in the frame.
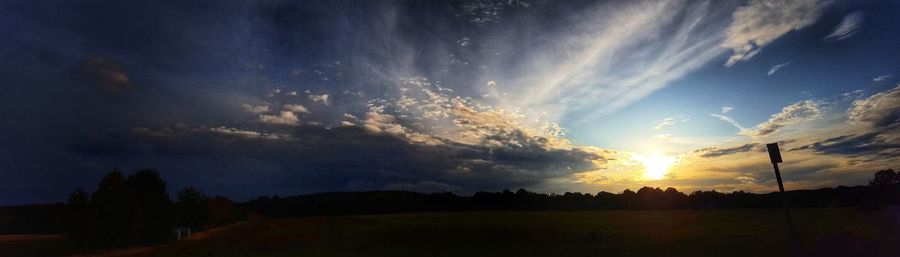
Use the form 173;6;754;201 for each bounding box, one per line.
174;227;192;240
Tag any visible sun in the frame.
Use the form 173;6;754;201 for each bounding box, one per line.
633;153;676;180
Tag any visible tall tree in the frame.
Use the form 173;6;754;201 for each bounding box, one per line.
65;189;93;249
91;170;142;248
127;169;175;243
867;169;899;208
176;187;212;231
870;169;898;188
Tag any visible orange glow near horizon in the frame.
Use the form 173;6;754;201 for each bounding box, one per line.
633;153;676;180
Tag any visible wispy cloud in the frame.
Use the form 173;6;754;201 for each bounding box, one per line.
740;100;822;137
507;1;730;122
651;117;689;130
768;62;791;76
873;74;892;82
721;106;733;114
824;11;864;41
710;113;745;131
514;0;829;124
653;134;671;141
723;0;825;66
652;118;677;130
695;143;759;158
713;100;821;137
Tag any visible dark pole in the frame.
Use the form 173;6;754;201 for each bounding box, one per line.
772;162;797;244
766;143;797;248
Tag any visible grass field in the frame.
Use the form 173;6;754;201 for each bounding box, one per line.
2;208;898;257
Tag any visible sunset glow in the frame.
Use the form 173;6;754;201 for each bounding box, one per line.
633;153;677;180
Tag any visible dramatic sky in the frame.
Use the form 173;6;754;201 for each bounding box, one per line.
2;0;899;204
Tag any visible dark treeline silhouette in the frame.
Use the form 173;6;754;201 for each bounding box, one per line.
0;204;64;234
246;169;899;218
1;169;897;237
61;169;247;251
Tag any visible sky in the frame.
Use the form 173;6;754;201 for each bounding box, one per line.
1;0;899;204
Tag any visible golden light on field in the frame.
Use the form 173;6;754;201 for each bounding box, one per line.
633;153;676;180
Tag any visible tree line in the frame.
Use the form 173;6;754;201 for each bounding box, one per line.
64;169;247;251
0;169;896;246
247;169;899;218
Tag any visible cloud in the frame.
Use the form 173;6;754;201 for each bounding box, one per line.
690;86;900;193
723;0;825;66
841;89;865;100
740;100;822;137
767;62;791;76
873;74;892;82
71;118;609;198
786;85;900;160
694;143;759;158
824;11;864;41
283;104;310;114
651;117;689;130
506;1;732;121
710;113;746;131
721;106;733;114
362;111;407;136
791;132;900;158
259;111;300;126
735;175;756;184
77;56;131;92
242;104;270;114
848;85;900;128
110;76;613;197
208;126;290;140
652;118;677;130
307;92;331;106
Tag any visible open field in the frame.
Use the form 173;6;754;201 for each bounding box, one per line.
2;207;898;257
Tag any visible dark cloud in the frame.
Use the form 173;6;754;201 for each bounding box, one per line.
789;85;900;158
695;139;799;158
77;56;130;92
790;131;900;158
695;143;759;158
62;124;605;200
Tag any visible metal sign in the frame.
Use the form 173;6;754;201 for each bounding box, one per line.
766;143;782;163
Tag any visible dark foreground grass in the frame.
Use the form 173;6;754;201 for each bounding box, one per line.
3;207;898;257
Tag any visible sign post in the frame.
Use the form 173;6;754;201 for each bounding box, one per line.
766;143;797;245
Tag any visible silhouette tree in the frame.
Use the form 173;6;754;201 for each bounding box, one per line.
865;169;899;209
126;169;175;243
208;196;243;226
64;189;94;249
91;170;142;248
870;169;898;187
176;187;212;231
